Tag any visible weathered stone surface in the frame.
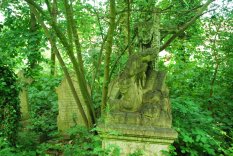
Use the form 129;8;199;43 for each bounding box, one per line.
136;8;160;54
107;48;172;128
56;75;90;132
19;89;29;120
99;49;177;155
100;11;177;155
103;140;169;156
18;71;30;120
100;125;177;156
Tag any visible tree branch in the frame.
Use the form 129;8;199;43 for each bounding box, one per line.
24;0;45;16
63;0;96;124
101;0;116;113
160;0;215;51
27;0;95;126
50;0;57;76
26;2;89;127
109;34;136;79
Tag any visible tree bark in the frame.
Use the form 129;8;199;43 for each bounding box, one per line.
28;6;40;72
27;4;90;127
101;0;116;113
127;0;131;55
208;22;221;111
63;0;96;125
50;0;57;76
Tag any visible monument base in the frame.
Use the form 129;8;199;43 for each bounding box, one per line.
99;124;177;156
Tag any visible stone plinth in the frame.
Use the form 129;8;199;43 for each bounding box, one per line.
100;124;177;156
100;17;178;154
56;76;90;132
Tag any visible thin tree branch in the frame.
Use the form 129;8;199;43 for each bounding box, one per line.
91;13;123;94
209;21;221;101
109;34;136;79
160;0;215;51
63;0;96;124
127;0;131;55
62;0;74;54
24;0;45;16
101;0;116;113
93;7;105;40
27;0;95;126
91;35;107;92
26;3;89;127
44;0;52;14
90;7;107;93
50;0;57;75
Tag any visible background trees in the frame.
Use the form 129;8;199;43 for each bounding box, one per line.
0;0;232;155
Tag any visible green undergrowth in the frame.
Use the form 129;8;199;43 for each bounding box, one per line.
165;96;233;156
0;125;149;156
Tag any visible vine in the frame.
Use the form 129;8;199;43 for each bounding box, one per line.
0;63;21;146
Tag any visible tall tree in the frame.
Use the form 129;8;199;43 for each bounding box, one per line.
101;0;116;113
2;0;215;126
24;0;95;127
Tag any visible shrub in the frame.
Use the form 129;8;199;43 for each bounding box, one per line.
28;75;61;142
0;64;20;146
170;96;231;156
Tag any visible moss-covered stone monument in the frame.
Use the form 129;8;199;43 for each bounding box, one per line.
56;75;91;132
99;9;177;156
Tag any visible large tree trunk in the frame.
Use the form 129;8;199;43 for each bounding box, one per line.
27;3;90;128
101;0;116;113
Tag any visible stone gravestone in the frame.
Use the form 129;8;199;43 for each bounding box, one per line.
18;71;30;120
99;49;178;156
56;75;91;132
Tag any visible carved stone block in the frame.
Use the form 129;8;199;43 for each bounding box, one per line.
100;49;177;155
107;49;172;128
56;75;90;132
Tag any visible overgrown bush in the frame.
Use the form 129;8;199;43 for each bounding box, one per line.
0;137;14;156
171;97;219;155
0;64;20;146
16;131;39;151
168;96;233;156
0;136;37;156
28;75;61;142
63;126;104;156
165;40;233;155
34;126;104;156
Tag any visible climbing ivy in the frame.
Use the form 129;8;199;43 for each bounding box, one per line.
0;62;21;146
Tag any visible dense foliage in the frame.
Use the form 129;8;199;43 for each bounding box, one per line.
0;63;20;146
28;76;60;142
165;4;233;155
0;0;232;155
